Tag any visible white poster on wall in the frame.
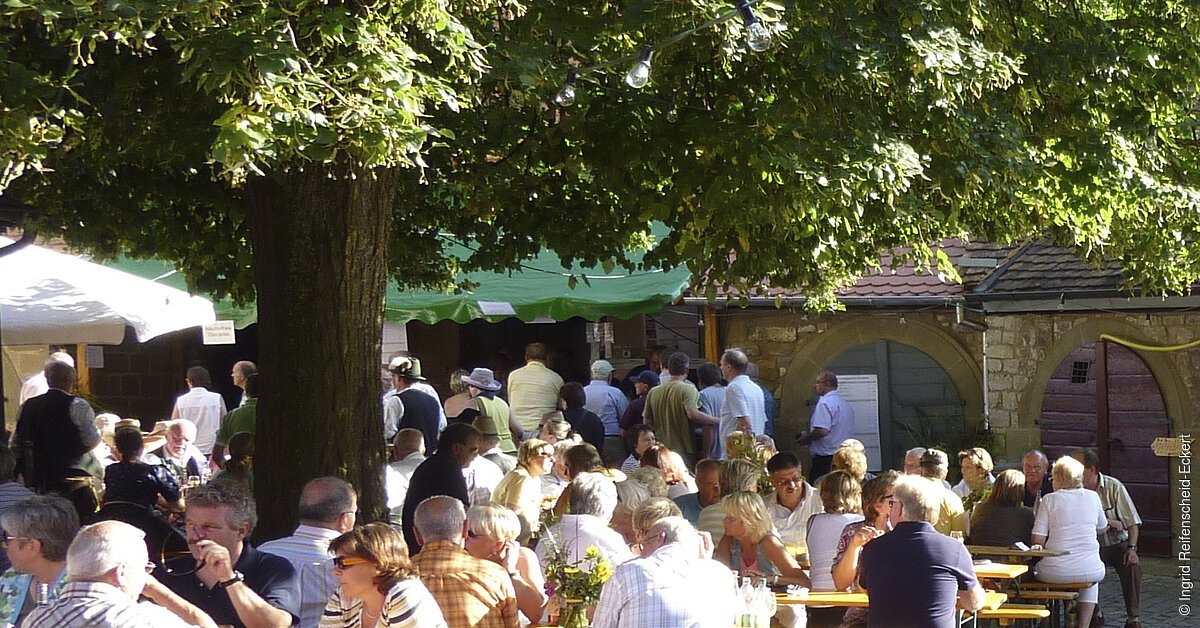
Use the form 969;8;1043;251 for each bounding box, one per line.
836;374;882;471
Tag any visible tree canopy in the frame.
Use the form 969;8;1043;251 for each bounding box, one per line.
4;1;1199;300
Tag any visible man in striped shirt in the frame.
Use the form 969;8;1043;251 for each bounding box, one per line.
24;521;211;628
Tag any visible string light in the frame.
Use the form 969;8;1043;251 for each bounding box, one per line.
550;0;774;101
736;0;772;51
554;70;577;107
625;46;653;89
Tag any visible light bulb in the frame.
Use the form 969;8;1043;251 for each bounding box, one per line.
626;46;653;89
737;1;772;52
745;20;772;52
554;71;577;107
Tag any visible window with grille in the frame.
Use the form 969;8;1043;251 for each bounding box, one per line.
1070;361;1091;384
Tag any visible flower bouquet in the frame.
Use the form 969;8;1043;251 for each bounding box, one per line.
542;544;614;628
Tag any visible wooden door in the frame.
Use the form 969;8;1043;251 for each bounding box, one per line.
1039;341;1171;556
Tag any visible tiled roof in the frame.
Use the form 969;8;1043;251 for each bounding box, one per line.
970;240;1125;294
839;239;967;298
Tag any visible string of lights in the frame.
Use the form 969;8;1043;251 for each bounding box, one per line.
553;0;775;107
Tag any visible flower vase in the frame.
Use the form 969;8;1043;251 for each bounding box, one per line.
559;598;590;628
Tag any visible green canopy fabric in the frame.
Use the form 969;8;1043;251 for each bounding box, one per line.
108;248;691;327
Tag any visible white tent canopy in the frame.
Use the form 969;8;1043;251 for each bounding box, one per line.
0;237;216;345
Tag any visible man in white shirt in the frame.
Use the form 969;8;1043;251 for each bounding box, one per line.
795;370;854;479
717;348;766;459
258;477;357;628
592;516;735;628
384;428;426;523
170;366;227;456
537;472;633;569
763;452;823;559
18;351;74;406
584;359;629;460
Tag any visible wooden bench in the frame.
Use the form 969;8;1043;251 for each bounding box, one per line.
977;602;1052;626
1011;589;1083;628
1020;581;1094;591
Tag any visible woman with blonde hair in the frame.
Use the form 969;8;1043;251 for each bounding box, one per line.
805;470;864;628
536;411;573;444
492;439;556;543
830;446;869;484
465;504;549;622
715;491;811;587
442;368;477;421
322;522;446;627
1032;456;1108;628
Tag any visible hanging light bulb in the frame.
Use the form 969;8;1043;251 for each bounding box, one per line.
736;1;773;52
625;46;653;89
554;70;577;107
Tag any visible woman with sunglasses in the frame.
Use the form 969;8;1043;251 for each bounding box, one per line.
322;522;446;628
491;439;555;544
829;471;900;628
465;504;549;623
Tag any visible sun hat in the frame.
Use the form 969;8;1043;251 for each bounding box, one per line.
462;367;502;391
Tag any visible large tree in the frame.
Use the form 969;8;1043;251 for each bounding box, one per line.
3;1;1198;536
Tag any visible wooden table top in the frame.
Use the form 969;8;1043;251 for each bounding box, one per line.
776;589;1007;611
967;544;1069;559
973;562;1029;580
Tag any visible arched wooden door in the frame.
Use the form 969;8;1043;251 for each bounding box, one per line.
1039;340;1171;556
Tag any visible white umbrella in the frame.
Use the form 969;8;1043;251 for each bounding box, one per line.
0;236;216;345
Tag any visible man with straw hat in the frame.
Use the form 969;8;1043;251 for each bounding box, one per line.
461;368;517;454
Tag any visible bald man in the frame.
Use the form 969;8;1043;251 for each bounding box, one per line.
258;477;357;628
385;428;427;523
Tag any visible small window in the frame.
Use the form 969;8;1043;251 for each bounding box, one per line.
1070;361;1091;384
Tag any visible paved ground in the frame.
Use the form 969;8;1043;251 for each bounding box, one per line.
1096;556;1191;627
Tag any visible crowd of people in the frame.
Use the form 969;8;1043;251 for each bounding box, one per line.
0;346;1147;627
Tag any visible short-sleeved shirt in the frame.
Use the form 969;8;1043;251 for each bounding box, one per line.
320;578;447;628
809;389;854;456
156;544;301;628
216;399;257;447
859;520;979;628
172;387;227;455
584;381;628;436
719;375;765;459
642;379;700;457
412;540;518;628
1094;473;1141;547
764;485;824;551
507;361;564;433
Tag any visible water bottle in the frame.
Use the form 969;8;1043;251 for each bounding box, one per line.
737;577;755;627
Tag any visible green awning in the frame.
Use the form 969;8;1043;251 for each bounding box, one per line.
107;245;691;327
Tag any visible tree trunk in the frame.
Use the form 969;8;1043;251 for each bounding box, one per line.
245;161;398;540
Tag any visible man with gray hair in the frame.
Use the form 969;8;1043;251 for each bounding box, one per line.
859;476;985;627
537;472;633;569
155;480;299;627
593;516;735;628
643;352;718;469
584;359;629;463
258;477;357;628
13;360;100;497
18;351;74;406
412;496;518;627
144;420;207;480
919;448;967;536
24;520;216;628
716;348;765;459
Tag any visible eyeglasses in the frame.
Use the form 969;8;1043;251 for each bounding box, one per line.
0;532;31;544
333;555;371;570
144;562;157;574
467;530;480;539
770;475;802;488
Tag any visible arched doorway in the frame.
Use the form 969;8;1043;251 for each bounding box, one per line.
1039;340;1171;556
827;339;967;472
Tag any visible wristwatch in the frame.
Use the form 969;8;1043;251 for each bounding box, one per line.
1127;545;1137;551
217;571;245;589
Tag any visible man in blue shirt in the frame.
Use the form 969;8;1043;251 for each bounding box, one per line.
859;475;986;627
584;360;628;464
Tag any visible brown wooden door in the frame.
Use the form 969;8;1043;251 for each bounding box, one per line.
1039;341;1171;556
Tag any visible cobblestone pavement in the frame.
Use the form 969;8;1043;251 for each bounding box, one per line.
1096;556;1191;627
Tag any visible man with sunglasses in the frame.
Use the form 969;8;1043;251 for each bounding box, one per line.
763;452;823;562
155;480;300;628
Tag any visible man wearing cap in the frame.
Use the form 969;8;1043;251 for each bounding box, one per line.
619;370;658;434
507;342;564;438
584;360;628;464
462;368;516;454
383;356;444;453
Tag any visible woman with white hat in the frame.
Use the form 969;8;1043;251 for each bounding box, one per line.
462;368;516;454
